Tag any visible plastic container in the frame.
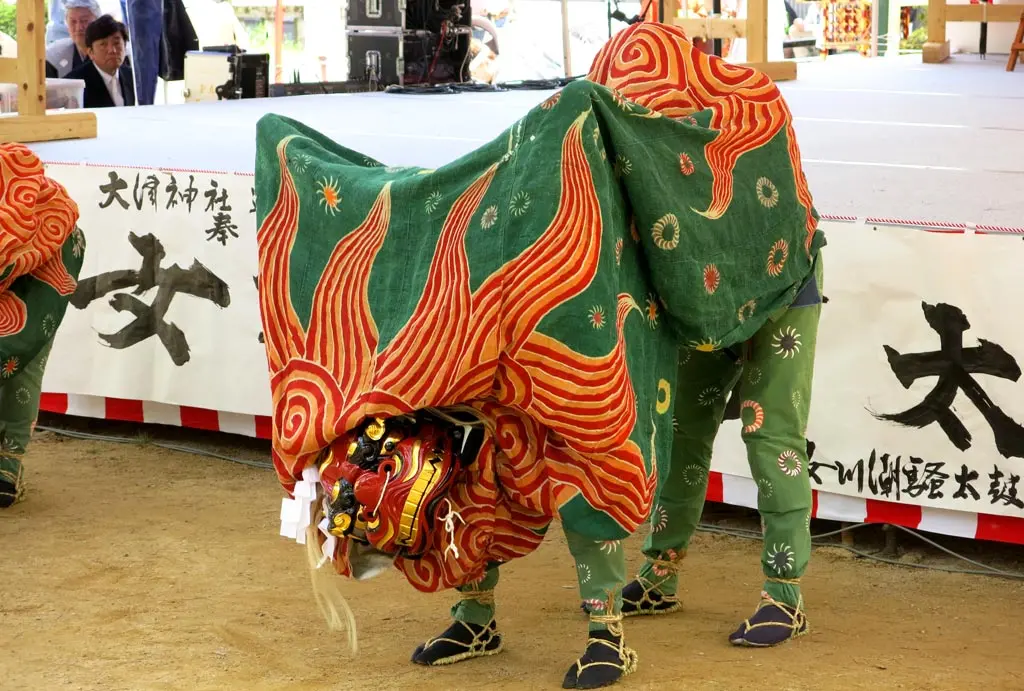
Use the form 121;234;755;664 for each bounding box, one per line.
0;78;86;114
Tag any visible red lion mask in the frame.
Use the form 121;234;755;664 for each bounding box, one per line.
317;413;480;560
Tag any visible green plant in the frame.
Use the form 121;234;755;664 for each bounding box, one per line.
901;26;927;50
0;2;51;41
0;3;17;39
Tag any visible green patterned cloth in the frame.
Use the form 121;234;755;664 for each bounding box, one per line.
255;78;825;585
0;229;85;507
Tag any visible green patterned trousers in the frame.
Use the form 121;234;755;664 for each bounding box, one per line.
455;528;627;631
637;258;824;608
0;339;53;507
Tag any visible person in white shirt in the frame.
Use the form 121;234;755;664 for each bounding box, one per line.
65;15;137;108
45;0;102;78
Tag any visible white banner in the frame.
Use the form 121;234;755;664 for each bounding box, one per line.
41;163;271;417
35;171;1024;521
713;222;1024;519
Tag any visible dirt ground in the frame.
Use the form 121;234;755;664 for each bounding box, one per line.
3;424;1024;691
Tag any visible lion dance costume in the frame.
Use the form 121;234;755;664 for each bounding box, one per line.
255;22;823;688
0;144;86;508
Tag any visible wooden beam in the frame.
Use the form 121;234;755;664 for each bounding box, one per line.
926;0;947;44
922;40;951;63
742;60;797;82
923;0;949;63
746;0;768;63
946;4;1024;23
16;0;46;117
0;111;97;144
0;57;17;85
672;17;747;40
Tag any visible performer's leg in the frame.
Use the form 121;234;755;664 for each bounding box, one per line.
729;263;822;647
621;348;741;616
124;0;164;105
562;529;636;689
0;340;52;508
411;565;504;665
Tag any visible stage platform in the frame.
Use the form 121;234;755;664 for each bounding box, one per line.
29;54;1024;228
23;54;1024;546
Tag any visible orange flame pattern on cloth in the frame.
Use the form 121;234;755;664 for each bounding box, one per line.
0;144;81;336
586;22;817;255
259;113;654;591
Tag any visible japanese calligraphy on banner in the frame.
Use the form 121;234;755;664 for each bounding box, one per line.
712;223;1024;519
30;170;1024;521
40;163;270;416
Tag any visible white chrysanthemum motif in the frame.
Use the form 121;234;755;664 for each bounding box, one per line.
577;562;592;583
737;299;756;323
697;386;720;407
651;504;669;533
747;366;763;386
702;264;720;294
688;338;722;352
425;191;443;213
805;512;812;530
362;156;383;167
772;326;802;358
481;205;498;229
756;176;779;208
679;349;692;366
600;540;621;554
740;400;765;434
645;295;659;329
510;191;531;217
588;305;606;330
292;153;312;172
791;390;803;409
615;154;633;178
593;127;601;144
777;450;802;477
766;239;789;277
1;356;18;378
757;477;774;500
614;238;623;266
682;464;706;487
610;88;631;111
71;228;86;257
679;153;695;176
14;387;30;405
672;416;679;432
651;214;680;251
317;177;341;215
42;314;56;337
766;543;796;575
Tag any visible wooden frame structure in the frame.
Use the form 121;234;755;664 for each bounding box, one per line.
662;0;798;81
923;0;1024;63
1008;9;1024;70
0;0;96;144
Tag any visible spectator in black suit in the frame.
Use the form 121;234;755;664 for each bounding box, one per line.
65;15;136;108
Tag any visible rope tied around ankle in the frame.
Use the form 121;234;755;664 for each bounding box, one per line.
646;548;686;578
459;588;496;606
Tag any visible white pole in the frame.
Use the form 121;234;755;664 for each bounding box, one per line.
561;0;572;77
870;0;880;57
886;0;902;57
